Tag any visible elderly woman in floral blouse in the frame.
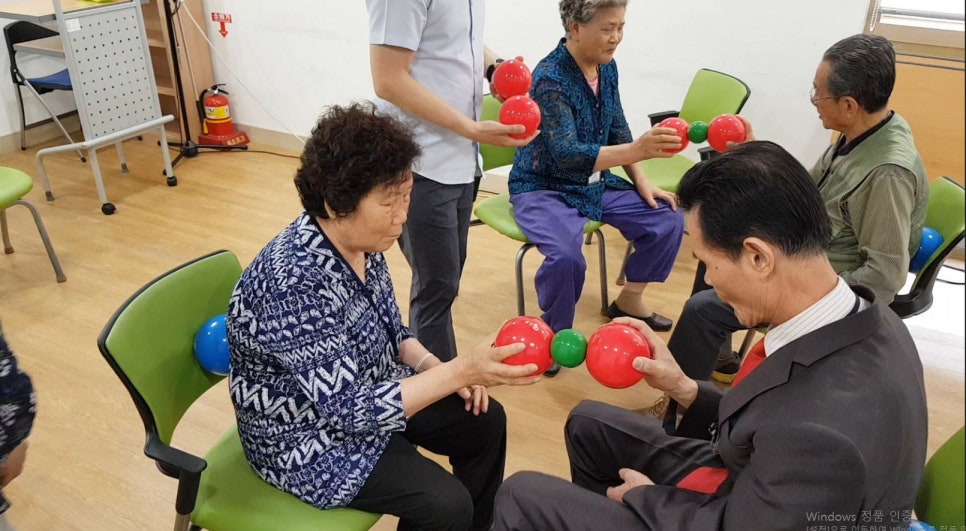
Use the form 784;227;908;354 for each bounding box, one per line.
508;0;684;375
226;102;539;531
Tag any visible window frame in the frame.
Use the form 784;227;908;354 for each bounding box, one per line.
866;0;965;51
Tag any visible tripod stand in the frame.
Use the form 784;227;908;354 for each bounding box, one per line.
161;0;246;172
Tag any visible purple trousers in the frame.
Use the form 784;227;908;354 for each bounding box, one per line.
510;189;684;332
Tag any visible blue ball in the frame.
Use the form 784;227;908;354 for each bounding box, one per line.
910;226;943;272
907;520;936;531
194;314;230;375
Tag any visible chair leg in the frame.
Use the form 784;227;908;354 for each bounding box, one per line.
23;81;86;162
173;513;193;531
15;86;28;151
115;142;129;173
515;243;535;316
593;229;608;311
14;200;66;282
158;124;177;186
1;209;13;254
35;149;56;202
737;329;757;360
87;149;116;215
616;242;632;286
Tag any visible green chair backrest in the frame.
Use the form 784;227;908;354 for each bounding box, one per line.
917;177;965;276
97;251;243;444
677;69;751;124
891;177;964;317
916;427;965;528
479;94;517;171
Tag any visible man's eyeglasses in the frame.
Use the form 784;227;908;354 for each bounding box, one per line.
809;87;838;103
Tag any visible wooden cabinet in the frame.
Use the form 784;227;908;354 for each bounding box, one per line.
141;0;214;142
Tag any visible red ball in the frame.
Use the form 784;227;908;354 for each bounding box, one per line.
499;96;541;139
585;323;650;389
707;114;747;152
494;316;554;376
657;117;690;154
492;59;532;99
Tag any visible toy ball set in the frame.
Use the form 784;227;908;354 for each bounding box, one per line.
495;316;652;389
657;114;747;154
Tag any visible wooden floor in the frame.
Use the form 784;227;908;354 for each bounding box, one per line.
1;136;963;530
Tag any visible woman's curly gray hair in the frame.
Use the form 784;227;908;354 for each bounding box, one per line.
559;0;628;36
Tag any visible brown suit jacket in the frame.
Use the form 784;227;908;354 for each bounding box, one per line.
624;287;928;530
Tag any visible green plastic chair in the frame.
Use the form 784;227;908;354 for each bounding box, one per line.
475;94;608;316
738;177;966;360
0;165;65;282
916;426;965;528
610;69;750;284
479;94;516;173
638;68;750;194
97;250;380;531
891;177;965;318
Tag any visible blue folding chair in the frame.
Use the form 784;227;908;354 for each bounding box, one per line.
3;20;84;161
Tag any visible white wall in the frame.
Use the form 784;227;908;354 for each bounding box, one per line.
193;0;868;164
2;0;871;166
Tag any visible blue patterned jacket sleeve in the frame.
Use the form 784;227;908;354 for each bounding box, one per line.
0;323;36;513
0;325;35;462
279;294;407;436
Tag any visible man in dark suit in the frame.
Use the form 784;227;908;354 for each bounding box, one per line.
492;141;928;530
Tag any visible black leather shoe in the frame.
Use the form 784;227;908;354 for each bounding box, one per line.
543;362;561;377
604;302;673;331
711;351;741;384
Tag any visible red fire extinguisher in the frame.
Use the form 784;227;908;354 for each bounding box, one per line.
198;84;250;146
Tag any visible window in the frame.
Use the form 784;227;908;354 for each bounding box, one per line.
866;0;965;50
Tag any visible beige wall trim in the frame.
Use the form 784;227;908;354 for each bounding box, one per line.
235;122;306;155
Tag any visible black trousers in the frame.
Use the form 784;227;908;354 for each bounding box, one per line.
493;400;720;531
348;394;507;531
666;261;744;379
398;174;476;362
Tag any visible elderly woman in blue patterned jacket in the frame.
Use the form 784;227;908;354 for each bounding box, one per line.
509;0;685;374
226;102;540;531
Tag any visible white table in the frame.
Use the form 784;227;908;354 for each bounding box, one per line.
0;0;141;23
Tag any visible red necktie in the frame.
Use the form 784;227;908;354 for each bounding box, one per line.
731;338;766;387
675;338;768;495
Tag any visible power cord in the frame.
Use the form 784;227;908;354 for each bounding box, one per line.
937;263;965;286
176;1;307;148
195;149;300;160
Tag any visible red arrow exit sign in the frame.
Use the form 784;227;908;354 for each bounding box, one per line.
211;12;232;37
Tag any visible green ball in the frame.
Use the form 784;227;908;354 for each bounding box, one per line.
551;329;588;368
687;121;709;143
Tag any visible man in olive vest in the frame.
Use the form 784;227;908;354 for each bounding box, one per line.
655;33;929;403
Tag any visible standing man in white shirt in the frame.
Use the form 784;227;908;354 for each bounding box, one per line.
367;0;538;364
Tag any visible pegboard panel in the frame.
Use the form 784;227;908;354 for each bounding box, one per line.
61;2;161;140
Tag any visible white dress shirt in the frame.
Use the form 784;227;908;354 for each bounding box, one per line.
764;277;870;357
